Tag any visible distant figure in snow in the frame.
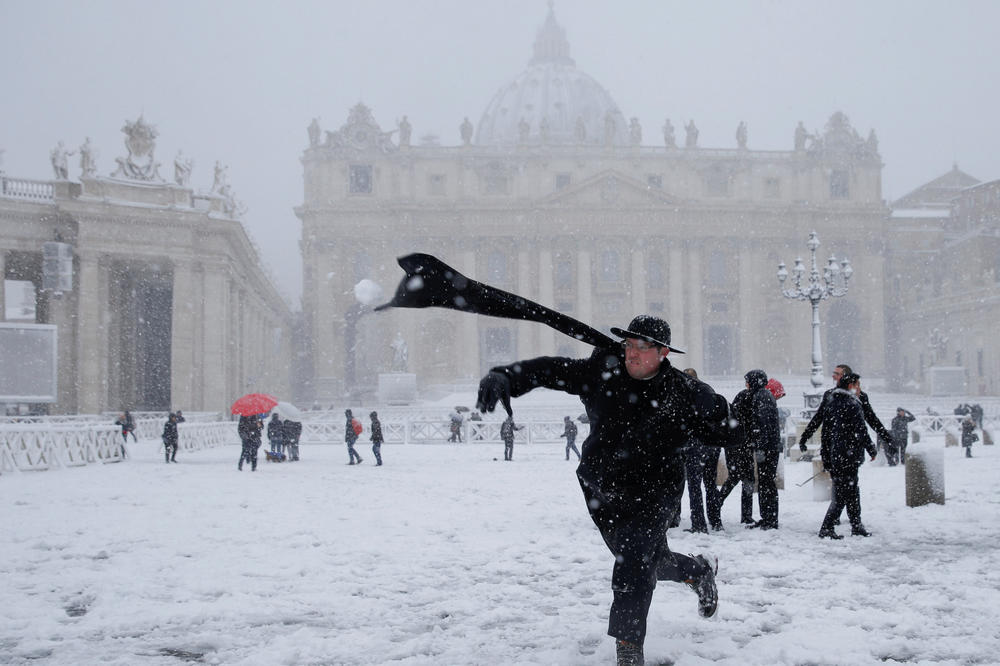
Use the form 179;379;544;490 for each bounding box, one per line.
345;409;363;464
961;417;978;458
162;412;179;464
500;415;523;461
370;411;384;466
560;415;580;461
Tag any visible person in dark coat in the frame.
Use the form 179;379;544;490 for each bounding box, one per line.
267;413;285;457
477;315;728;664
238;414;263;471
816;373;878;539
161;412;179;464
888;407;915;465
718;385;757;527
680;368;722;534
961;417;978;458
345;409;363;464
560;415;581;461
370;411;384;466
500;415;522;461
970;403;984;429
284;419;302;461
736;370;782;530
115;410;138;443
799;363;893;454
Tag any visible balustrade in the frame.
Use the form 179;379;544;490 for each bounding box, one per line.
0;176;54;201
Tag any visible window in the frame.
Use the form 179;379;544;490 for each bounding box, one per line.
710;301;728;313
646;251;664;289
599;249;622;284
705;168;729;197
647;174;663;189
482;162;509;195
765;177;780;198
487;251;508;285
707;250;728;287
349;165;373;194
555;256;573;290
555;173;571;190
648;301;664;313
830;170;849;199
428;173;446;196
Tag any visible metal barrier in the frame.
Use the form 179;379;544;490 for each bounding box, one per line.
301;418;591;445
157;422;239;454
0;424;124;472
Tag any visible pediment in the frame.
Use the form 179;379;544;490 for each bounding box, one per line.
536;170;679;208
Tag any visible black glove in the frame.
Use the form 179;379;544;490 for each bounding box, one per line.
477;372;512;416
799;440;808;453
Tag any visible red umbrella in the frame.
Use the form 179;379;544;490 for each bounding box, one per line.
231;393;279;416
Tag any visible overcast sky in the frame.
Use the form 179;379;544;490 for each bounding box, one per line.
2;0;997;306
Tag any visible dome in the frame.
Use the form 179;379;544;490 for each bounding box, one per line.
475;7;628;148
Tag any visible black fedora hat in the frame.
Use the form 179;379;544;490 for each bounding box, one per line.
610;315;686;354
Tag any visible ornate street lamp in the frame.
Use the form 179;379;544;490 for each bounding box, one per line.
777;231;852;412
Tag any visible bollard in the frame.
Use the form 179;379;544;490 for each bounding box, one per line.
906;437;945;507
811;459;832;501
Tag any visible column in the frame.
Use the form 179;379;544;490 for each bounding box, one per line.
687;245;704;367
738;242;756;370
517;247;532;357
668;245;684;341
538;249;555;355
74;252;106;413
460;250;478;378
170;259;196;411
0;250;5;320
201;265;229;412
631;247;646;316
576;250;592;331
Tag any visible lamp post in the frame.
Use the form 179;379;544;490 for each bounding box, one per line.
777;231;852;412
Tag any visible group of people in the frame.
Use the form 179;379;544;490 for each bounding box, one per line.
473;316;930;665
236;413;302;471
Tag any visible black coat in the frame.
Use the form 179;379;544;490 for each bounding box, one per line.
284;420;302;444
492;347;730;517
161;419;178;447
238;416;262;446
961;420;978;447
819;389;877;472
735;374;782;452
370;418;384;445
801;387;892;447
891;410;915;446
267;417;284;443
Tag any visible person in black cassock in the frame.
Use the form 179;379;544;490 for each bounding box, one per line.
375;255;735;666
478;316;726;666
813;373;878;539
369;411;384;466
161;412;179;464
736;369;782;530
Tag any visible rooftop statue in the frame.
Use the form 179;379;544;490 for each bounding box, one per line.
736;121;748;150
79;137;97;178
629;118;642;146
685;120;699;149
398;115;412;147
111;116;162;181
174;150;193;187
50;141;73;180
662;118;676;148
307;118;321;147
460;117;473;145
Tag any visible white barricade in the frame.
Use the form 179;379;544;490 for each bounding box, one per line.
0;424;124;472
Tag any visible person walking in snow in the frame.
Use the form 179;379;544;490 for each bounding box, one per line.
161;412;179;464
500;415;522;461
560;415;581;461
284;419;302;461
238;414;263;471
681;368;722;533
890;407;915;464
267;413;285;458
345;409;363;464
961;416;978;458
800;363;893;455
477;315;727;665
369;411;384;466
736;369;782;530
815;373;878;539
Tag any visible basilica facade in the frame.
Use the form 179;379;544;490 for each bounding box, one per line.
298;8;888;401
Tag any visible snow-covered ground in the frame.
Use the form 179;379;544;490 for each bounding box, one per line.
2;433;998;665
